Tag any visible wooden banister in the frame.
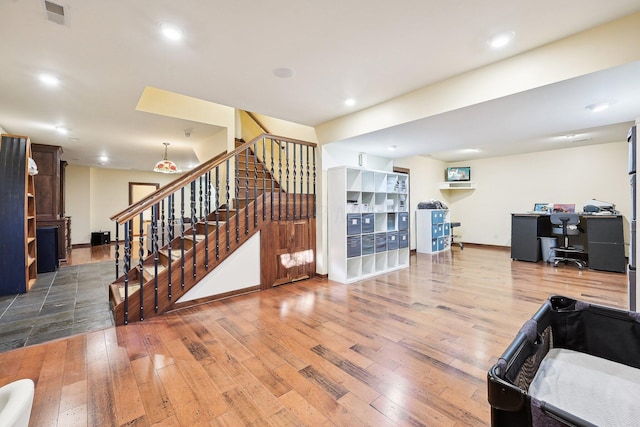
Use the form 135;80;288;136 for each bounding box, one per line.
110;133;316;224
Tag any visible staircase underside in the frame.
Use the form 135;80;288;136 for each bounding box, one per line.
109;192;314;325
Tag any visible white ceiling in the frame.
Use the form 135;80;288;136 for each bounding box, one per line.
0;0;639;171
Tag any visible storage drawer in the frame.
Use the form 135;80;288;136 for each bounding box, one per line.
361;213;375;233
347;235;361;258
443;223;450;236
398;212;409;231
347;214;361;235
431;210;444;224
399;230;409;248
361;234;375;255
431;238;438;252
375;233;387;253
387;232;398;250
437;236;447;251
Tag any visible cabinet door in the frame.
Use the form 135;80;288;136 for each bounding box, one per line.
265;219;314;287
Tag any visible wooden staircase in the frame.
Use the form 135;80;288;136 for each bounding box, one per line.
109;135;316;325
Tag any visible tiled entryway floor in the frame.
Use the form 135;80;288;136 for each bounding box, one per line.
0;261;115;352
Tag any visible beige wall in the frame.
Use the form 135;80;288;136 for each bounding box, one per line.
395;140;631;251
67;165;180;244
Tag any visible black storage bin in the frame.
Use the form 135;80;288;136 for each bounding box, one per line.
346;235;361;258
398;212;409;231
375;233;387;253
361;234;375;255
488;295;640;427
361;213;375;233
91;231;111;246
36;227;59;273
387;231;398;250
346;214;361;235
399;230;409;248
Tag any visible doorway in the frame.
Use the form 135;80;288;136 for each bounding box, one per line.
128;182;159;237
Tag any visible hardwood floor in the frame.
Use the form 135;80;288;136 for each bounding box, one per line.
0;246;628;426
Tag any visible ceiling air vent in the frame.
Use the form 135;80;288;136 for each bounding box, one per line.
43;0;66;25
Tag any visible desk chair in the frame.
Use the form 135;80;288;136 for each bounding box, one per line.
550;213;586;269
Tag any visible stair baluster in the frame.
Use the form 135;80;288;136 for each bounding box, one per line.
215;167;220;260
123;221;131;325
226;159;231;251
115;225;119;279
180;187;185;290
138;212;145;320
167;194;174;299
190;181;197;280
152;203;159;312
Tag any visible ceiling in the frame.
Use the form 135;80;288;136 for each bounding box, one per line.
0;1;639;171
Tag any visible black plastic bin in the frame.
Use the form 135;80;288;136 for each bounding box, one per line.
488;295;640;427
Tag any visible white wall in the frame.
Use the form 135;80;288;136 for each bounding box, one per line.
396;140;631;250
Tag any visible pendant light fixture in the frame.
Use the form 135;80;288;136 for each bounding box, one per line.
153;142;180;174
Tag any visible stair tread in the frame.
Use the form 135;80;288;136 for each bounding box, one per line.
183;233;206;241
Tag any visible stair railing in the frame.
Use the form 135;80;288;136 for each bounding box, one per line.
109;134;316;324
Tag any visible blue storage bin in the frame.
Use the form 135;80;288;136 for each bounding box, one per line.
437;236;446;251
361;213;375;233
347;214;361;235
387;232;398;250
443;223;450;236
399;230;409;248
431;238;438;252
361;234;375;255
431;210;444;224
375;233;387;253
347;235;361;258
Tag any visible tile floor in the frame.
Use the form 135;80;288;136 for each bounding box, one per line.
0;261;115;352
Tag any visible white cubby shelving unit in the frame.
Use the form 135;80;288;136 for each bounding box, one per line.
328;166;410;284
416;208;451;253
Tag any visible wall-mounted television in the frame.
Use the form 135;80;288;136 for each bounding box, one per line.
446;167;471;182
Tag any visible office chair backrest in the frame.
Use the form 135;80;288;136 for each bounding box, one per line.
550;213;580;226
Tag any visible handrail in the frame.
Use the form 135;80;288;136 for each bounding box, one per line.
110;133;316;224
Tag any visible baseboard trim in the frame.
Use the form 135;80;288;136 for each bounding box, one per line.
168;285;262;312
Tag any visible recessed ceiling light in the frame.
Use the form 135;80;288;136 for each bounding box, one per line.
272;67;295;78
344;98;356;106
160;23;183;41
388;145;397;151
99;155;108;163
55;126;69;135
39;73;60;87
488;32;515;49
585;101;611;113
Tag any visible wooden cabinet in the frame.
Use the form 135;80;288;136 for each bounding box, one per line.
37;217;71;262
0;134;37;294
32;143;71;259
261;218;316;288
328;166;410;283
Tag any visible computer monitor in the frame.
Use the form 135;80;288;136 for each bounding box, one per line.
553;203;576;213
533;203;550;213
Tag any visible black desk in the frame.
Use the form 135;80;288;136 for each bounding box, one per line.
511;213;626;273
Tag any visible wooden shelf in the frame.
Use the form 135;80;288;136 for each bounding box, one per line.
439;181;476;190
